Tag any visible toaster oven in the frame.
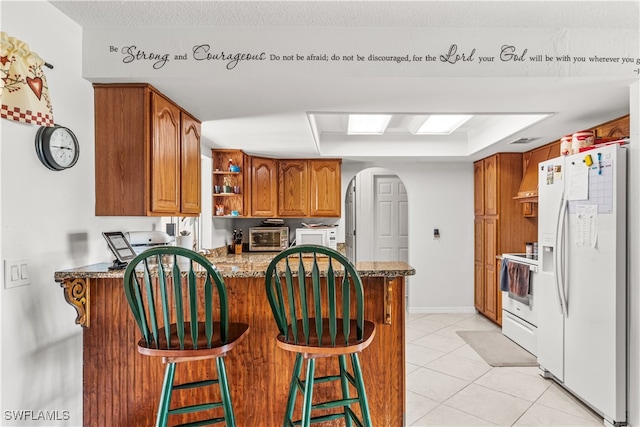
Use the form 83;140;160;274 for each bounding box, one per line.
248;227;289;251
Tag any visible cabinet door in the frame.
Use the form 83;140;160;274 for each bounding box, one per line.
251;157;278;217
474;218;485;311
484;155;498;216
484;218;497;266
473;161;484;216
180;112;201;214
474;218;484;264
278;160;308;217
485;263;498;322
309;160;341;217
484;218;499;322
474;262;484;312
150;93;181;214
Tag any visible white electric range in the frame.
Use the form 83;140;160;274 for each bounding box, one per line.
501;253;538;356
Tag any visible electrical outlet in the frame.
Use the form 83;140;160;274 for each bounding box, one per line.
4;259;30;289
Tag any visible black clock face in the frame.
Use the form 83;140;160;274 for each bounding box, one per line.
35;125;79;171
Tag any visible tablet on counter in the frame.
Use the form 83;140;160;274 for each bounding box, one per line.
102;231;137;269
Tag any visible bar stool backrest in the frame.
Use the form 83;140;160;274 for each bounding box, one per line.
123;246;229;350
265;244;365;347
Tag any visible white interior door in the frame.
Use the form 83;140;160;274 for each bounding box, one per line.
373;174;408;262
345;177;356;261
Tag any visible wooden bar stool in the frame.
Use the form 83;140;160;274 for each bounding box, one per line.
265;245;376;427
123;246;249;427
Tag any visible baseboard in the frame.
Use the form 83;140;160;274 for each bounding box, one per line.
407;306;477;315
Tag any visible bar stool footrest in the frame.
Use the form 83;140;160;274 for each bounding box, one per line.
174;416;227;427
168;401;224;415
292;412;351;426
173;379;219;390
312;397;360;411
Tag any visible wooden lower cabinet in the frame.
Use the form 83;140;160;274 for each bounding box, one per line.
78;275;406;426
484;262;498;321
474;262;484;310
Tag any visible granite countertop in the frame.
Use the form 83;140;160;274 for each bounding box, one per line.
54;251;415;280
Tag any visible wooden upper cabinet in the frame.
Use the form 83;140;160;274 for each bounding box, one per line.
94;83;201;216
150;93;181;214
278;160;309;217
250;156;278;217
276;159;341;218
309;159;341;217
180;112;201;214
213;153;342;218
483;156;498;216
473;161;484;216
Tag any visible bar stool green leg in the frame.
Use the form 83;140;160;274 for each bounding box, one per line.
216;357;236;427
284;353;304;426
157;362;176;427
338;355;354;427
301;358;316;427
350;354;372;427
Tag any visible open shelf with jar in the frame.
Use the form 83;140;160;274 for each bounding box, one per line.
212;149;249;217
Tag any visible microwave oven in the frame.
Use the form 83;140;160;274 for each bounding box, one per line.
249;227;289;251
295;227;338;250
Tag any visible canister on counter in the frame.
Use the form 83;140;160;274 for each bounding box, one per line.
525;242;533;255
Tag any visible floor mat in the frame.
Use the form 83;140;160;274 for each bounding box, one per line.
456;330;538;367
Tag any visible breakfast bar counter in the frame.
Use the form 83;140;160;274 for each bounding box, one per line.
55;252;415;426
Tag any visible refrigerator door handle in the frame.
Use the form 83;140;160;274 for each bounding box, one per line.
559;195;569;316
554;191;568;317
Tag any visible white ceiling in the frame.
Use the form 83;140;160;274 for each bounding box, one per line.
49;0;639;162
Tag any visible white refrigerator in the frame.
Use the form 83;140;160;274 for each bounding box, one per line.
537;143;627;426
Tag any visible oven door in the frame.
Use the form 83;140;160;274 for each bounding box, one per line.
501;254;539;355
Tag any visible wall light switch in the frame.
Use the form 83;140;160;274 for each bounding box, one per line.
4;259;31;289
20;263;29;280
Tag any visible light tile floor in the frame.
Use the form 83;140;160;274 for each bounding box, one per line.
405;312;604;426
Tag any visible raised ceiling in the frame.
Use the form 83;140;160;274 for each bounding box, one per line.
49;1;639;162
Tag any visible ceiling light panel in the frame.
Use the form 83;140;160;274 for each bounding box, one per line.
415;114;473;135
347;114;392;135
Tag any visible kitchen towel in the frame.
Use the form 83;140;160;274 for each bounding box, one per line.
499;258;509;292
507;262;530;298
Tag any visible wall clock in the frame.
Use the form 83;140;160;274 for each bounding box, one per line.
35;124;79;171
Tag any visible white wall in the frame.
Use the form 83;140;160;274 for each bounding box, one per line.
341;161;475;313
0;2;164;425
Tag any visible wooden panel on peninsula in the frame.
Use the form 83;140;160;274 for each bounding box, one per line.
55;257;415;427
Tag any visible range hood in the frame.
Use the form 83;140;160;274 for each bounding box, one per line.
514;145;553;203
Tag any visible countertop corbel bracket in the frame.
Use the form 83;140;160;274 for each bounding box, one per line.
59;277;90;328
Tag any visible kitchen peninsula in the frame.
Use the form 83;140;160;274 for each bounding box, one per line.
55;251;415;426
